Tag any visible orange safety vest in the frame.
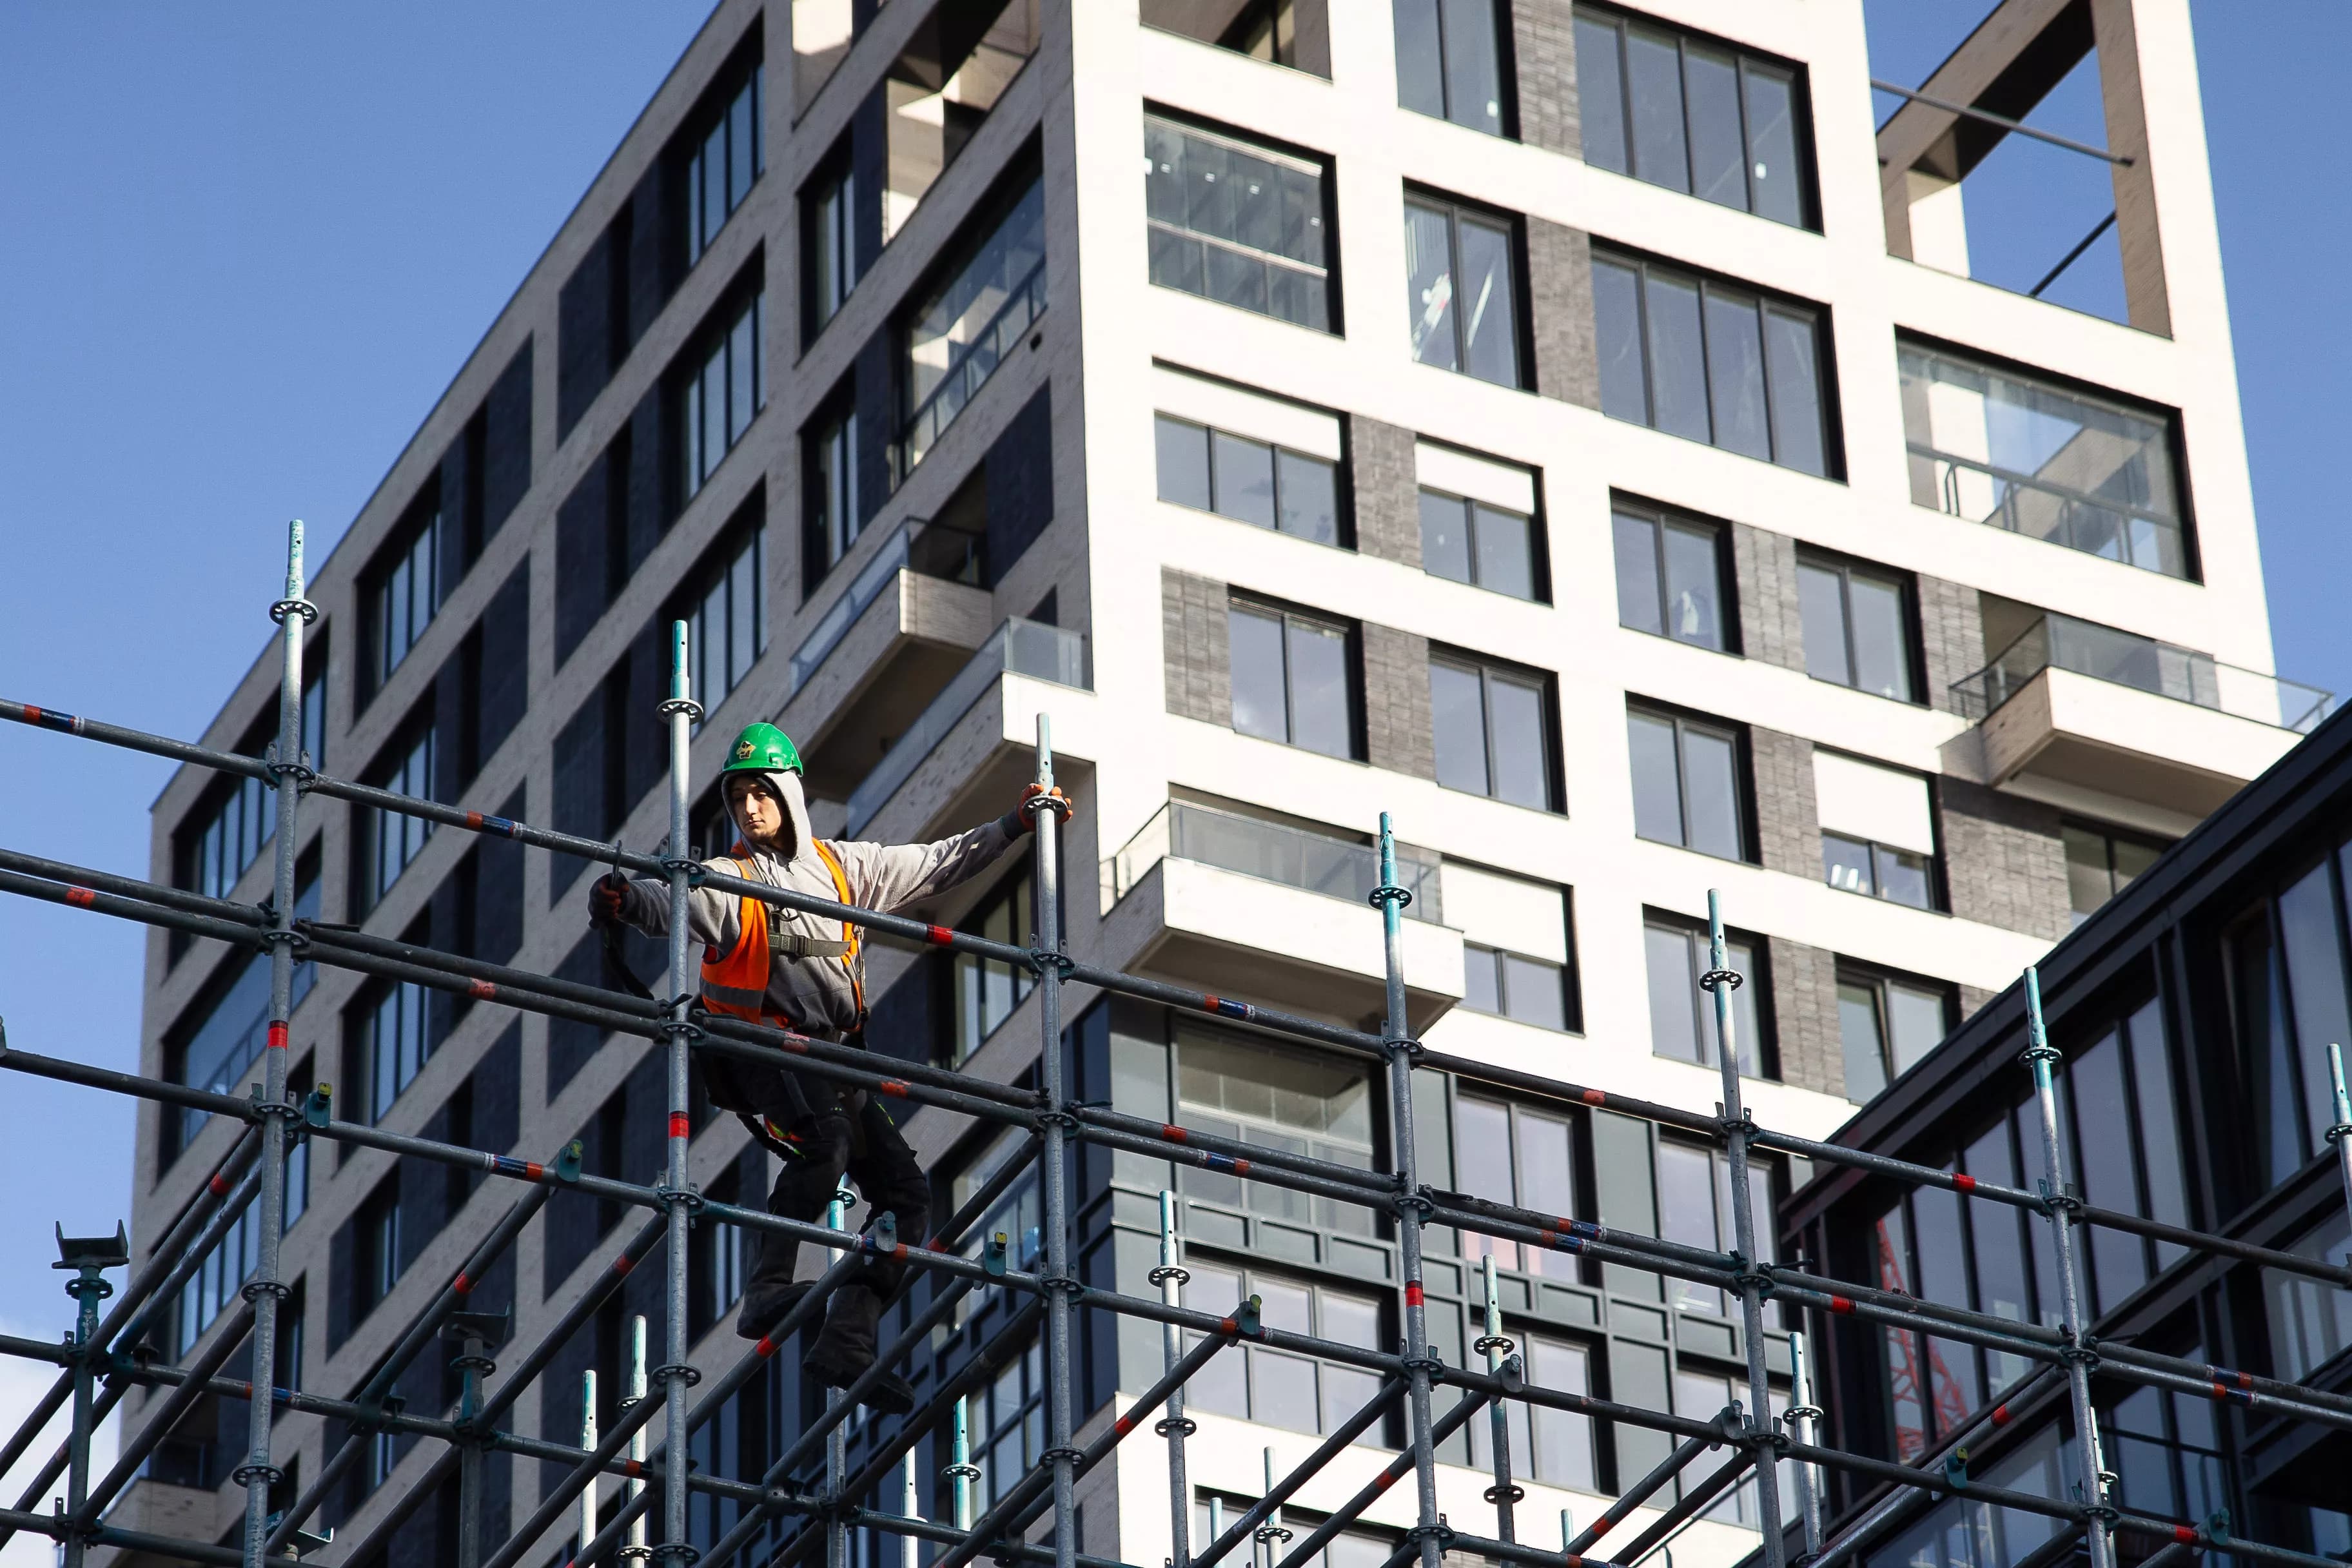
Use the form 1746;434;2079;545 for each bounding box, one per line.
698;841;865;1028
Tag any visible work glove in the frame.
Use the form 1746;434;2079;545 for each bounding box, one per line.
1000;784;1070;836
587;872;627;927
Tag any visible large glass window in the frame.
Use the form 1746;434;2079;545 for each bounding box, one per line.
1393;0;1508;137
1461;943;1569;1031
1404;196;1521;388
806;402;860;578
361;725;435;912
1432;654;1553;809
1468;1331;1596;1493
1612;504;1729;652
1157;415;1340;546
905;177;1048;469
2061;1001;2191;1311
802;151;858;335
1451;1096;1577;1274
167;876;319;1157
371;509;442;691
1655;1139;1778;1322
1643;918;1765;1078
1824;831;1933;910
180;664;326;903
173;1144;308;1358
1838;969;1951;1102
969;1338;1047;1506
1899;342;2185;577
1574;7;1808;227
1230;600;1356;760
1176;1027;1376;1235
1627;706;1743;859
684;291;766;498
1183;1258;1385;1436
1594;251;1828;475
2063;821;2166;928
360;978;438;1125
1420;487;1536;600
952;870;1036;1064
685;525;767;721
1798;554;1914;701
2265;1211;2352;1382
1871;1190;1978;1457
688;65;764;262
1146;116;1331;332
2227;851;2352;1191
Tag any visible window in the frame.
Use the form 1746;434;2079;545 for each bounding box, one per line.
1837;968;1952;1102
1798;554;1915;701
1452;1096;1576;1273
684;290;766;498
684;524;767;719
699;1173;749;1333
1393;0;1509;137
1643;918;1766;1078
1156;415;1340;545
180;662;328;902
1612;504;1729;651
1182;1259;1385;1436
1467;1331;1596;1493
953;1126;1043;1276
970;1338;1048;1506
2226;852;2352;1190
688;64;764;263
173;1119;309;1358
1815;752;1938;912
1627;705;1743;859
805;400;861;578
1674;1367;1791;1522
166;870;320;1158
1462;945;1569;1030
353;1179;402;1322
360;979;437;1124
1444;863;1578;1033
905;175;1047;470
1403;195;1521;388
952;870;1036;1064
2064;821;2165;927
1431;654;1554;809
1145;0;1329;74
1899;342;2185;577
1145;116;1332;333
802;146;856;335
1574;7;1809;227
1656;1139;1778;1323
1419;489;1536;599
2264;1211;2352;1382
2104;1380;2229;1530
360;725;435;911
371;507;442;691
1593;250;1828;476
1230;600;1357;760
1176;1027;1376;1235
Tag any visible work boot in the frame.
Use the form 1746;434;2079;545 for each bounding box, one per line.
735;1280;811;1342
803;1282;896;1396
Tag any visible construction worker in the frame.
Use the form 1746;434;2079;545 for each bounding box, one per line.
587;720;1053;1411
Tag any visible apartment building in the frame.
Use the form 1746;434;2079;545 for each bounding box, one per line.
117;0;2318;1563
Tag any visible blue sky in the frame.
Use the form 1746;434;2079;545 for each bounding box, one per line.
0;0;2341;1391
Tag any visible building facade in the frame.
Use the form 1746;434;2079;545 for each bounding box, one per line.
118;1;2315;1563
1781;698;2352;1568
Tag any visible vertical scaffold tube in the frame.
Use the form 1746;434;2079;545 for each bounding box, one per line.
627;1315;650;1560
902;1448;921;1568
240;520;312;1566
582;1371;600;1563
1705;890;1786;1568
1476;1255;1520;1543
2023;967;2113;1568
950;1396;977;1530
2327;1044;2352;1228
1373;815;1443;1568
1788;1328;1823;1560
657;620;700;1561
828;1192;850;1568
1154;1191;1194;1568
1031;716;1079;1568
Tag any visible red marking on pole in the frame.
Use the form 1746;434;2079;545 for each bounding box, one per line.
469;979;497;1001
1114;1415;1135;1436
20;706;38;725
453;1272;473;1295
2175;1529;2197;1545
466;811;485;830
1203;995;1224;1014
756;1335;779;1358
208;1175;229;1197
878;1079;910;1098
1581;1089;1606;1106
1990;1404;2011;1426
613;1255;635;1276
1373;1471;1397;1494
669;1113;691;1140
1829;1296;1854;1315
266;1023;288;1052
1405;1283;1425;1308
65;887;95;908
1161;1125;1188;1144
926;924;955;945
1953;1173;1977;1193
524;1162;545;1181
626;1461;643;1478
1233;1159;1251;1177
1219;1318;1238;1334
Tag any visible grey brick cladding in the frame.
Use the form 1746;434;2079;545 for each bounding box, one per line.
1162;567;1231;726
1917;574;1988;715
1351;416;1422;568
1732;522;1805;671
1749;725;1819;877
1959;983;1999;1023
1362;623;1436;779
1770;939;1846;1099
1511;0;1582;157
1527;219;1601;410
1938;778;2072;941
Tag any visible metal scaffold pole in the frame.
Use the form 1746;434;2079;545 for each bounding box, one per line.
1030;714;1080;1568
2023;966;2115;1568
2327;1044;2352;1226
1475;1256;1520;1544
1705;888;1787;1568
1153;1190;1194;1568
657;619;702;1563
1371;814;1444;1568
1788;1326;1825;1561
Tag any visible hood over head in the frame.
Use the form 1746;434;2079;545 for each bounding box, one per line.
725;767;815;865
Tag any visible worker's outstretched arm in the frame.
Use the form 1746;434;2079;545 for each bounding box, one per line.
587;869;740;950
830;787;1064;914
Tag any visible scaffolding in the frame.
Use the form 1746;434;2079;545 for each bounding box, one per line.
0;523;2347;1568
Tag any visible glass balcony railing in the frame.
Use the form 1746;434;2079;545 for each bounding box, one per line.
1106;799;1444;924
843;616;1089;836
1913;447;2186;578
901;259;1046;476
787;520;986;698
1951;612;2334;734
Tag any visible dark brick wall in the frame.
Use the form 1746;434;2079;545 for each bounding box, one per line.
554;455;612;665
1511;0;1582;155
983;387;1054;586
558;225;616;442
623;388;672;574
475;562;531;766
1362;623;1435;779
1732;523;1805;672
1939;778;2072;941
482;340;534;542
1161;569;1231;726
1769;939;1845;1099
1918;574;1986;714
1750;726;1819;876
1351;417;1421;568
1527;219;1599;409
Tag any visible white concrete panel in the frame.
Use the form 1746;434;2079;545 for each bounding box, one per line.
1440;862;1568;963
1813;750;1937;854
1150;362;1344;459
1415;441;1537;514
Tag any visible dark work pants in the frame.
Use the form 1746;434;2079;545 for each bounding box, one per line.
748;1097;932;1305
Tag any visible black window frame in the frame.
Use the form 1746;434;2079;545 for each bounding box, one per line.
1836;962;1957;1103
680;270;767;502
1429;648;1561;811
799;135;858;344
1823;828;1938;912
685;44;765;266
1625;701;1751;861
359;489;446;709
949;866;1039;1065
1611;498;1736;653
1641;912;1775;1079
1155;411;1350;549
1402;189;1528;390
670;496;769;727
1143;108;1338;335
801;384;863;594
1417;475;1547;602
353;704;438;917
2062;818;2169;927
1796;549;1922;703
1227;594;1364;761
1392;0;1518;139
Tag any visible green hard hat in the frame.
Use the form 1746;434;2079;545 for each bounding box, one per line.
722;722;803;777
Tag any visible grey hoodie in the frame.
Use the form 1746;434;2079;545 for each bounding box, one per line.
612;767;1019;1041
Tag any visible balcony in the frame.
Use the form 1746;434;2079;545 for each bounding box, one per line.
785;520;992;803
842;616;1092;839
1952;613;2333;817
1102;801;1464;1034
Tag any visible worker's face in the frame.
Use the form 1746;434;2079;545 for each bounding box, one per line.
728;776;787;848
